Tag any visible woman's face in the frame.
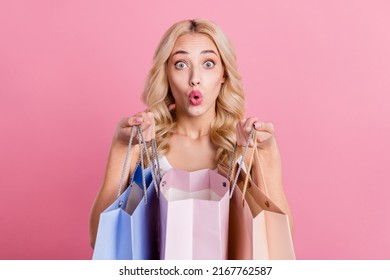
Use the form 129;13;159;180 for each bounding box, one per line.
167;33;225;118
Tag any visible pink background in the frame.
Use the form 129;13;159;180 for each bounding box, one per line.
1;0;389;259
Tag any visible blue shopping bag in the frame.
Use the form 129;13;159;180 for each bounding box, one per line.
93;126;160;260
93;164;159;260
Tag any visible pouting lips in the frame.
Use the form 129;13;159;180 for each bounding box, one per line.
189;90;203;106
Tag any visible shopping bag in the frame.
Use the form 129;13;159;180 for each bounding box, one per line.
159;168;230;260
221;126;295;260
92;126;160;260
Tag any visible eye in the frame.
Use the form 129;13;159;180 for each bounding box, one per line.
203;60;215;69
174;61;187;69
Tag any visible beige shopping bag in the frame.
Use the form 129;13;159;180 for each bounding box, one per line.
220;127;295;259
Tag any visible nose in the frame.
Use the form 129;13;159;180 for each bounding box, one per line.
189;68;200;87
190;80;200;86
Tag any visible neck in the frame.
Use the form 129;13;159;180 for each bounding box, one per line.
175;110;215;140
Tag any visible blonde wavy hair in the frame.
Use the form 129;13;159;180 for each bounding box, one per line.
142;18;245;167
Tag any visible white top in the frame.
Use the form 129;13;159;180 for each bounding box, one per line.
157;155;173;176
156;155;246;175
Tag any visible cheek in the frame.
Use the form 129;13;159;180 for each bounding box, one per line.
168;71;186;90
209;66;225;84
168;74;186;101
208;71;225;88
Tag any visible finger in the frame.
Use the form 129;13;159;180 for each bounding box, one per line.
131;111;154;141
125;114;145;127
236;118;257;146
127;111;155;127
254;123;275;146
255;131;272;143
118;117;137;129
116;117;136;142
254;122;275;134
243;117;258;134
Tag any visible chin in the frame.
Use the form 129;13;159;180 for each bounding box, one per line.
188;106;206;117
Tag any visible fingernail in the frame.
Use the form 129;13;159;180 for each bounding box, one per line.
255;122;262;129
135;117;143;123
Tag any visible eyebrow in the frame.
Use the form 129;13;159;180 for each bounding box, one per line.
171;49;218;57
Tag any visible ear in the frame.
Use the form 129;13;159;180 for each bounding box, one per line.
168;103;176;111
221;72;227;84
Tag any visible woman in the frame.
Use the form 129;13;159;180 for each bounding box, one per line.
89;18;293;248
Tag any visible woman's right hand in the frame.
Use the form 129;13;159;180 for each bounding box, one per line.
90;111;155;248
114;111;156;146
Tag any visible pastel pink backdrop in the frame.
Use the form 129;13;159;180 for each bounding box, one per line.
1;0;389;259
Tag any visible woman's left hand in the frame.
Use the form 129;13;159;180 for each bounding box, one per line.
236;117;276;149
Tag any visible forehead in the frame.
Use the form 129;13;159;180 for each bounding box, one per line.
171;33;219;54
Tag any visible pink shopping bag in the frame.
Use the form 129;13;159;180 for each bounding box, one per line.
159;168;229;260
